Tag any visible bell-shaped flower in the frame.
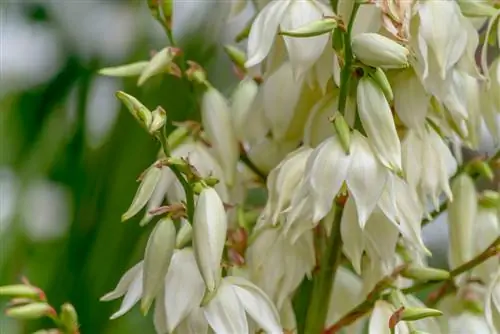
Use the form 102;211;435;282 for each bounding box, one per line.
193;187;228;292
417;0;468;81
101;248;206;329
190;276;283;334
201;86;239;186
357;76;402;172
142;217;176;313
351;33;410;69
402;127;457;210
230;78;259;142
260;147;313;226
369;300;410;334
392;69;429;134
447;174;478;272
246;0;333;78
246;225;315;309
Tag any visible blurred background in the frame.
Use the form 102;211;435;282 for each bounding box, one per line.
0;1;249;332
0;1;498;333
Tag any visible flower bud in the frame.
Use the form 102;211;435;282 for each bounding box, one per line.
60;303;79;332
201;87;239;186
161;0;173;26
280;18;337;37
467;159;494;180
352;33;410;69
368;67;393;102
357;76;402;171
448;174;478;269
186;61;208;85
224;45;247;72
401;266;450;282
6;302;55;320
231;78;259;142
478;190;500;209
331;112;351;154
138;47;181;86
98;61;149;77
116;91;152;131
0;284;42;299
193;187;228;292
122;163;163;221
175;219;192;248
167;124;192;150
400;307;443;322
142;217;176;314
149;106;167;134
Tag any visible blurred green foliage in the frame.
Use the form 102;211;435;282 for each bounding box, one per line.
0;1;225;332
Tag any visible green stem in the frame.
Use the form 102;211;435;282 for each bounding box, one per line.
337;2;360;115
304;203;345;334
158;128;195;222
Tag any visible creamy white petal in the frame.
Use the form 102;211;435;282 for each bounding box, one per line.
280;298;297;333
164;249;206;333
363;210;400;266
369;300;409;334
347;132;388;228
231;78;259;142
341;197;365;274
140;168;175;226
227;276;282;333
326;267;363;329
204;280;249;334
246;0;292;68
154;286;167;334
303;93;337;147
101;261;144;301
174;307;209;334
110;268;143;319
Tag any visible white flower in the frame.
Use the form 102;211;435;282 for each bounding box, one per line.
246;225;315;309
472;206;500;283
193;187;228;292
485;269;500;333
402;127;457;209
357;76;402;172
303;92;338;148
230;78;259;142
202;86;239;186
246;0;333;78
351;33;410;69
203;276;283;334
247;137;300;175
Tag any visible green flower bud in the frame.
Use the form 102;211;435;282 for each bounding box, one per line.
352;33;410;69
6;303;55;320
401;266;450;281
175;219;193;248
457;0;497;17
368;67;394;102
478;190;500;209
98;61;149;77
280;18;337;38
331;112;351;154
149;106;167;134
224;45;247;71
60;303;79;332
0;285;41;299
400;307;443;322
138;47;181;86
167;125;191;150
116;91;152;131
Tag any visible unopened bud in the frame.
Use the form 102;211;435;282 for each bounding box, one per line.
457;0;497;17
142;217;176;314
280;18;337;37
60;303;79;332
161;0;173;27
352;33;410;69
401;266;450;281
235;17;253;42
147;0;161;20
6;302;55;320
186;61;208;85
224;45;246;71
368;67;394;102
122;163;162;221
116;91;152;131
175;219;192;248
204;176;220;187
149;106;167;134
331;113;351;154
478;190;500;209
138;47;182;86
98;61;149;77
0;285;42;300
400;307;443;321
332;27;343;52
167;124;192;150
467;159;494;180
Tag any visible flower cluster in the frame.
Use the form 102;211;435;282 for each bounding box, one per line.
79;0;500;333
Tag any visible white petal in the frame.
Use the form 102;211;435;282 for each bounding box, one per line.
246;0;292;68
347;132;388;227
303;93;337;148
140;168;175;226
110;268;143;319
165;249;206;332
369;300;409;334
281;0;330;79
175;307;209;334
307;137;351;222
340;197;365;274
231;78;259;142
154;286;167;334
227;276;282;333
280;298;297;333
363;210;400;266
357;77;402;171
326;267;363;328
101;261;143;301
204;280;249;334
